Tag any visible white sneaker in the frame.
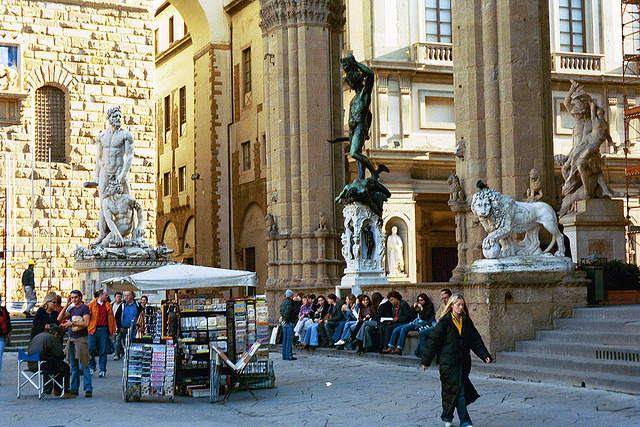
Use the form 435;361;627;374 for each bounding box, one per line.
334;339;345;346
98;371;105;378
444;422;452;427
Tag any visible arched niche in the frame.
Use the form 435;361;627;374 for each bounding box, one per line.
384;216;409;276
162;221;180;256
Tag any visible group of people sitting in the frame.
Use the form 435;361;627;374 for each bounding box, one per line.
289;288;453;356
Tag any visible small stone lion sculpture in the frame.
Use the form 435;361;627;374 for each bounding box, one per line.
265;213;277;234
525;168;543;202
470;181;565;259
448;174;465;202
318;211;328;231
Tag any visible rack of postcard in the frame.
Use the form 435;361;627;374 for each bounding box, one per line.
122;307;175;402
174;294;272;397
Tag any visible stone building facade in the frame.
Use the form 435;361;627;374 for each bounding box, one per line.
0;0;156;302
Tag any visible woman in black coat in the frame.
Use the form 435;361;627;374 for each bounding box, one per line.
421;294;491;427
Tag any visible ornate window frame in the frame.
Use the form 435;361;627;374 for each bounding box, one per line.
0;35;27;124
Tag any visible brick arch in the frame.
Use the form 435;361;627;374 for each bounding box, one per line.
25;63;78;93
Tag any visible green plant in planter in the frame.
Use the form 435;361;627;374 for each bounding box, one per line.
602;260;640;291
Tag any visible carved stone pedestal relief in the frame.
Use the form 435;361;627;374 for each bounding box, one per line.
340;202;389;292
559;198;627;263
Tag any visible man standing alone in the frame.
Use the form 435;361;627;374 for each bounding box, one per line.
22;260;37;317
279;290;297;360
87;289;116;378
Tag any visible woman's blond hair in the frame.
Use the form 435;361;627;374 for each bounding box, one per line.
442;294;469;318
43;292;58;305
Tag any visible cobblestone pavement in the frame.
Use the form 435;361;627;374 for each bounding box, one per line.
1;350;638;426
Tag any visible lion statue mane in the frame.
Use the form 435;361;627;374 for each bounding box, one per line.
470;181;565;259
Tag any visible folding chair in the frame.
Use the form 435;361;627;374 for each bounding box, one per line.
17;349;65;399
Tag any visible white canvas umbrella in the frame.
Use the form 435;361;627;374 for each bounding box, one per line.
102;263;257;292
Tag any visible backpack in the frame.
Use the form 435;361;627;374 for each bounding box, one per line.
0;308;8;335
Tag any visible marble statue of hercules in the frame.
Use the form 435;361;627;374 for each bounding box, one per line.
96;178;145;248
90;106;134;246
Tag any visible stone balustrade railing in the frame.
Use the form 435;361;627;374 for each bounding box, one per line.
551;52;604;74
412;45;605;75
413;42;453;66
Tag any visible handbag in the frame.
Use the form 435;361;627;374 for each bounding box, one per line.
269;325;280;345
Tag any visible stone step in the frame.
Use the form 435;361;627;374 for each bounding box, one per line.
536;329;640;346
472;361;640;395
516;340;640;362
572;304;640;320
553;317;640;333
496;351;640;377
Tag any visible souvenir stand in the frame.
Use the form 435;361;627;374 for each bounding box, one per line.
104;263;272;401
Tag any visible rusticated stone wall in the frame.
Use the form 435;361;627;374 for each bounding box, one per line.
0;0;155;301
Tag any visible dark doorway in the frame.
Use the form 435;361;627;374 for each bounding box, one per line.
431;247;457;282
244;247;256;272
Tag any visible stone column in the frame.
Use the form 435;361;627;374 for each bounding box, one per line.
260;0;345;315
452;0;555;277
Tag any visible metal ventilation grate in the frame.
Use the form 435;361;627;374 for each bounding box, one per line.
595;349;640;362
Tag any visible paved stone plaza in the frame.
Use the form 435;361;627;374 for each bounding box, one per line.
1;351;638;426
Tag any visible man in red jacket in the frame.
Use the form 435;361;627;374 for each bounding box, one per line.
87;289;116;378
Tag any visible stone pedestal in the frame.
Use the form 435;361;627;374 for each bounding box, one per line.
74;259;169;302
559;199;627;263
471;256;574;273
340;203;389;291
461;270;588;354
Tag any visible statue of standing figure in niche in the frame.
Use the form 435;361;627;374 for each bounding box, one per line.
362;224;375;259
328;54;389;180
386;226;405;275
558;80;614;216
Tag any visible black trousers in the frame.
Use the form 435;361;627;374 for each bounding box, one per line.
29;360;71;392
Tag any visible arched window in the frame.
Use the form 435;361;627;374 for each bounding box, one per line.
35;85;66;162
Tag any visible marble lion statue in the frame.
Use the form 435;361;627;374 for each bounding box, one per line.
470;181;565;259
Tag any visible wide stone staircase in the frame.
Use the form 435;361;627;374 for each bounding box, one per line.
5;318;33;352
473;305;640;394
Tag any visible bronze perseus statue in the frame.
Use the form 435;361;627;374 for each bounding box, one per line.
329;54;388;180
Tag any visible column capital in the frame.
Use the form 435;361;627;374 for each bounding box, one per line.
259;0;345;33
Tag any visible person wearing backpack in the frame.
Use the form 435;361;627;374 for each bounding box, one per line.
0;292;13;384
